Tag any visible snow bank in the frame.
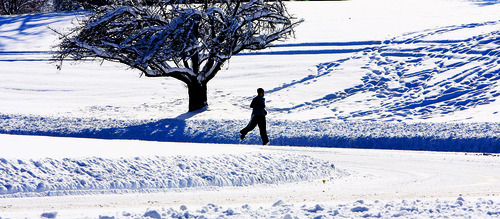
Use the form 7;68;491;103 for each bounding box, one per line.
1;114;499;152
0;152;336;197
35;197;500;218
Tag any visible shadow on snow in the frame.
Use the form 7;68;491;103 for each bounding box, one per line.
0;113;498;153
0;11;84;51
466;0;500;6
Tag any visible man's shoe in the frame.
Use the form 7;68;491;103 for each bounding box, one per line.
240;134;245;140
263;141;270;146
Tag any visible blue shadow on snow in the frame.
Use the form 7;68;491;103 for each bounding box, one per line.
1;113;498;153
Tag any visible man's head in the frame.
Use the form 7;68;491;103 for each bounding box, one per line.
257;88;265;97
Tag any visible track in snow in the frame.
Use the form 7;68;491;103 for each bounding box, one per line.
268;20;500;121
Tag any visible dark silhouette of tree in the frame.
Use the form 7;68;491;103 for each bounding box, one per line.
53;0;115;11
1;0;48;15
55;0;302;111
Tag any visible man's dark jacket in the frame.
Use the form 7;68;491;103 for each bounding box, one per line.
250;95;267;116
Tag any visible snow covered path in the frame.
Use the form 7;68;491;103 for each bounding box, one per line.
0;135;498;218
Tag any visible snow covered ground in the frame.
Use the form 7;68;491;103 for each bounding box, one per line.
1;0;500;152
1;0;500;217
1;0;500;124
0;135;499;218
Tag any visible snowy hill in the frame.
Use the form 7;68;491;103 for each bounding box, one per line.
0;2;500;152
1;0;500;122
1;0;500;152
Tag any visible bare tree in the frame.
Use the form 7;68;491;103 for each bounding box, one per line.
53;0;115;11
55;0;302;112
1;0;48;15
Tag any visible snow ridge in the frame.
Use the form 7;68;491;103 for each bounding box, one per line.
146;198;499;218
1;114;499;152
0;153;336;197
34;197;499;218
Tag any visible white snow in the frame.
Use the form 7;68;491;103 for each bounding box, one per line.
1;0;500;217
0;138;499;218
0;135;337;198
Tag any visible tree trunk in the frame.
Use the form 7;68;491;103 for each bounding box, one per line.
187;82;208;112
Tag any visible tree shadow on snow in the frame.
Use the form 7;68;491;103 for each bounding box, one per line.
466;0;500;6
80;108;213;142
0;12;83;50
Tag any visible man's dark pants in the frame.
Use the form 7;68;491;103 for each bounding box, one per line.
240;115;269;144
